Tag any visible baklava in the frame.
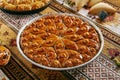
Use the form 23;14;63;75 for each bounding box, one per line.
0;0;50;11
20;14;101;68
0;46;11;66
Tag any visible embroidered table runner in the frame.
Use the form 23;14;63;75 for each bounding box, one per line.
0;0;120;80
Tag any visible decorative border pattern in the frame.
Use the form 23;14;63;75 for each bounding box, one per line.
1;57;39;80
67;54;120;80
0;10;40;30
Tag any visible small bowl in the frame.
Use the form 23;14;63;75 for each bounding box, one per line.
17;13;104;70
0;46;11;67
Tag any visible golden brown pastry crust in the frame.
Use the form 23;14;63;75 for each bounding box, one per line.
88;0;103;7
0;46;11;66
4;3;17;10
31;1;44;10
0;0;50;11
20;14;100;68
89;2;117;15
17;4;31;11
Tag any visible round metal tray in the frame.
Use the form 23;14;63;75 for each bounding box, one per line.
17;13;104;70
0;1;51;15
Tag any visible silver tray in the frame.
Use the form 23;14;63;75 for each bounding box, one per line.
17;13;104;70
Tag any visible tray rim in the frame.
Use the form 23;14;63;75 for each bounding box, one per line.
17;13;104;70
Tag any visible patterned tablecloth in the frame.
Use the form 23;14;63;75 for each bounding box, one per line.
0;0;120;80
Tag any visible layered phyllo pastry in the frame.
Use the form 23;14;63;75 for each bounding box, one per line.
20;14;101;68
0;0;50;11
